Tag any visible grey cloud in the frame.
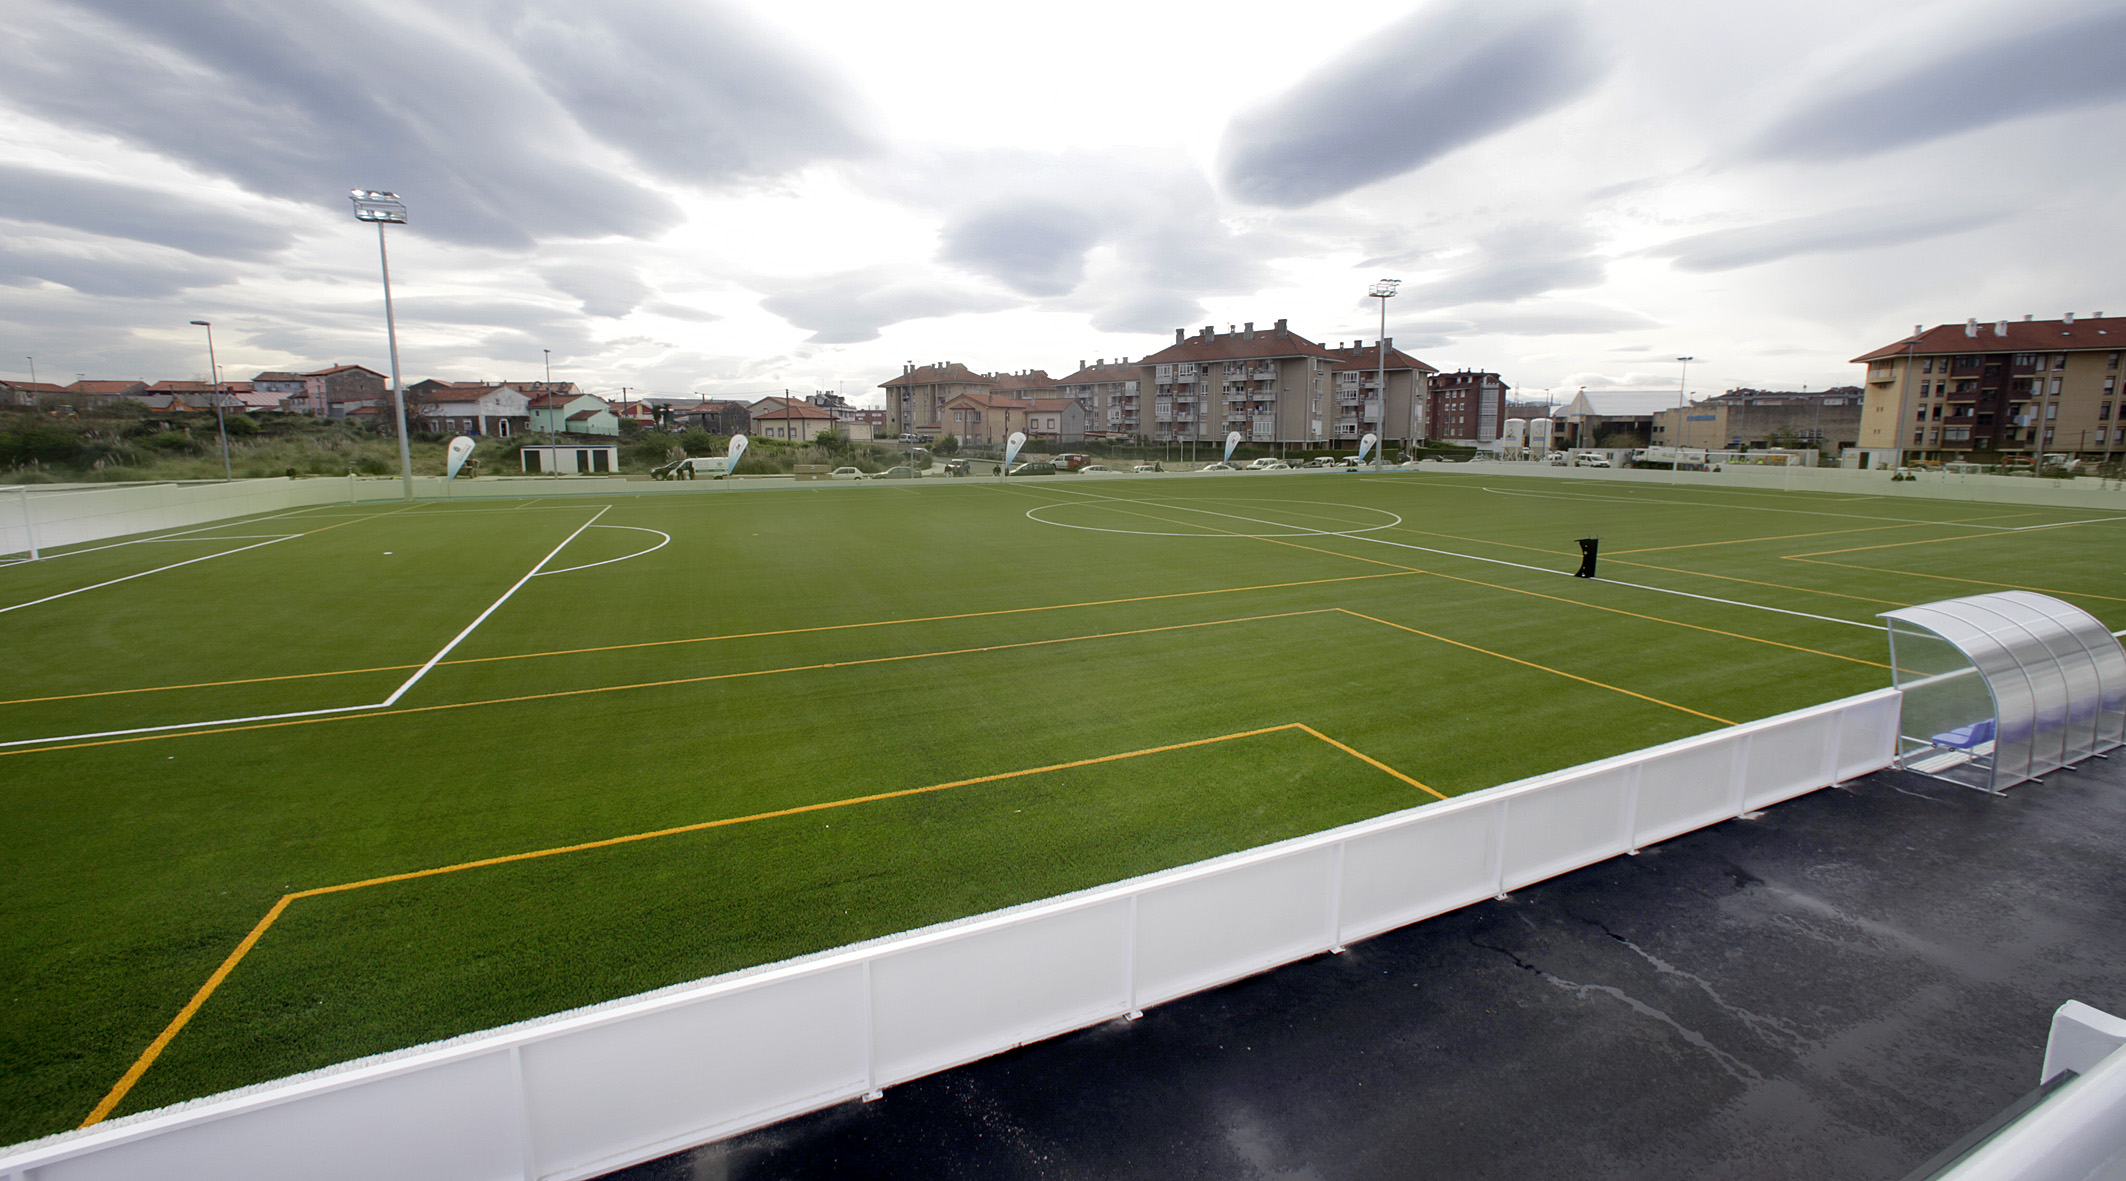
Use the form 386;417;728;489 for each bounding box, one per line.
540;261;652;318
1089;292;1208;336
1219;0;1604;207
492;0;871;185
1401;223;1606;308
2;0;678;247
0;243;230;298
1397;303;1657;338
1649;205;2010;272
1748;7;2126;161
641;300;722;324
0;166;294;260
761;269;1021;344
939;202;1103;297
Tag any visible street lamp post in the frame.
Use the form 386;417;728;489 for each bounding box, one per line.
1673;355;1694;481
25;357;35;386
349;189;415;501
187;320;234;481
1370;279;1400;466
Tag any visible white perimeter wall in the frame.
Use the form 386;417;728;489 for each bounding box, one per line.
0;689;1901;1181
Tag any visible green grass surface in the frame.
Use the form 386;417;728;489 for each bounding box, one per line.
3;473;2122;1143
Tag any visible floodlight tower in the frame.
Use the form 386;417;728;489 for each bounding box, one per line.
1370;279;1400;466
349;189;415;501
187;320;234;480
1674;355;1694;481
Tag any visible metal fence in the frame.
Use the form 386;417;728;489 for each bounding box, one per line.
0;689;1900;1181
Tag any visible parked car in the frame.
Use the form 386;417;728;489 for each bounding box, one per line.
1306;456;1341;468
1245;458;1290;470
1007;461;1057;476
1132;464;1162;473
1200;461;1239;472
944;459;971;477
1573;454;1612;468
1053;452;1092;471
870;465;921;479
828;467;865;480
1082;463;1113;472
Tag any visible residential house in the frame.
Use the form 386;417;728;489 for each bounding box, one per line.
2;381;68;406
300;364;387;418
528;391;617;436
1024;397;1088;442
881;363;996;438
251;371;308;411
1325;342;1438;445
752;399;837;441
1853;314;2124;467
413;384;532;437
609;401;657;429
939;390;1029;446
1138;320;1343;447
1421;370;1506;444
142;381;249;413
66;380;148;404
1055;358;1143;439
671;399;751;436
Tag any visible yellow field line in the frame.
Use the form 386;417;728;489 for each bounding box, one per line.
82;720;1436;1126
1336;609;1734;724
4;612;1336;759
1608;522;1922;555
0;572;1415;707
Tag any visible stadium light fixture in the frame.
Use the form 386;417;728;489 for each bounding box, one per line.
349;189;415;501
1370;280;1400;465
187;320;234;481
1673;356;1694;481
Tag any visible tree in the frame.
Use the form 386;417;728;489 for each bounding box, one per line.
935;433;960;455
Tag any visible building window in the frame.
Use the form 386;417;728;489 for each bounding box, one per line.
1923;358;1935;373
2108;352;2120;370
1915;408;1926;422
1944;426;1971;442
2053;355;2067;371
2102;403;2113;421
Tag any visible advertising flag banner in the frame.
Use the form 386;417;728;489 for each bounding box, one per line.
1003;431;1027;471
1224;431;1242;463
724;434;748;477
445;435;475;480
1358;432;1379;464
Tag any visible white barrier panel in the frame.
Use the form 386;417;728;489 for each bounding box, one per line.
0;689;1899;1181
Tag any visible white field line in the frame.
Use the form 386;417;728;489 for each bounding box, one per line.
0;505;612;749
1021;483;1886;632
0;507;330;564
533;525;670;576
0;536;301;616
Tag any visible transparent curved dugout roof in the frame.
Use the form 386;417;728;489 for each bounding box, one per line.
1880;591;2126;791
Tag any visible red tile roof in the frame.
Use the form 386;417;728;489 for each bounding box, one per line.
985;370;1055;393
1852;317;2126;362
252;371;305;382
3;381;69;393
422;386;505;403
565;409;606;422
881;363;995;388
1324;343;1438;374
755;402;836;420
1140;325;1336;365
1026;398;1079;413
304;364;386;378
1057;361;1142;384
67;380;144;394
943;391;1031;410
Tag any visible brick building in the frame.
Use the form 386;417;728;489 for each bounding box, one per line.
1651;388;1863;452
1139;320;1349;447
1426;371;1510;443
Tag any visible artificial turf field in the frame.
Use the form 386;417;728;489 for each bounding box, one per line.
3;471;2123;1144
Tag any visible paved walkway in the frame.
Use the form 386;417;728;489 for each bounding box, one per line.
607;758;2126;1180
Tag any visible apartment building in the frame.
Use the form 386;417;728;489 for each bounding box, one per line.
939;391;1030;445
1324;341;1436;445
1139;320;1347;447
297;364;387;418
881;363;996;438
1425;371;1509;443
1854;314;2124;467
1055;358;1143;439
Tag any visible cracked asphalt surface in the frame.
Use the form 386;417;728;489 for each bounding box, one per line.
605;761;2126;1181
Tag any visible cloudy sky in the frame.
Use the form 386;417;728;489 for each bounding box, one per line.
4;0;2122;406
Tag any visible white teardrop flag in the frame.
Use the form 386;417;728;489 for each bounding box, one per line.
1003;430;1027;471
445;435;475;480
724;434;748;478
1224;431;1242;463
1358;432;1379;464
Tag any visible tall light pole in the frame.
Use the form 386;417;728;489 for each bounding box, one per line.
1673;355;1694;480
25;357;35;385
349;189;415;501
1370;279;1400;466
187;320;234;481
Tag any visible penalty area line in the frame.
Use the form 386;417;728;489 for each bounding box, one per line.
80;720;1437;1127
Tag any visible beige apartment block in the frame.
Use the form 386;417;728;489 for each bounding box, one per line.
1055;358;1144;439
939;391;1030;445
1324;343;1436;444
1139;320;1355;447
1853;314;2124;468
881;363;997;438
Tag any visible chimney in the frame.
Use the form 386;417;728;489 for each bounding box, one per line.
2063;312;2075;325
1383;337;1393;349
1965;318;1978;338
1275;318;1287;334
1175;328;1186;344
1913;325;1923;337
1201;325;1214;342
1243;321;1254;338
2024;314;2033;322
1996;320;2008;336
1078;359;1085;371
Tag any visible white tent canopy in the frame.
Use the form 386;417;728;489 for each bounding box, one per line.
1881;591;2126;791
